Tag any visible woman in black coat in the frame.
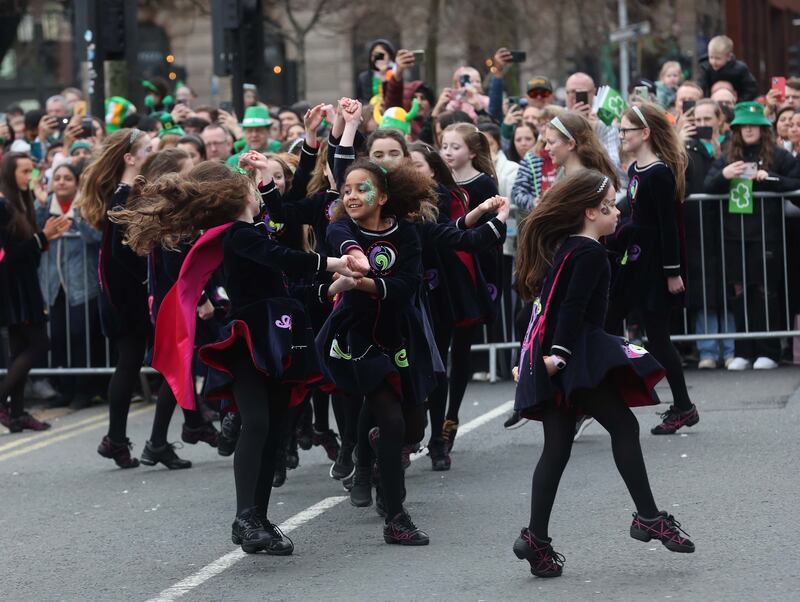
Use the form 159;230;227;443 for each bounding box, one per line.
704;102;800;370
0;152;70;432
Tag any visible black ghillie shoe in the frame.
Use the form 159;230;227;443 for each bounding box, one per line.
383;511;429;546
630;511;695;553
513;528;565;578
140;441;192;469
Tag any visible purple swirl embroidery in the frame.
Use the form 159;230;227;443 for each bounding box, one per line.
367;242;397;274
275;315;292;329
487;283;498;301
424;268;440;290
628;244;641;262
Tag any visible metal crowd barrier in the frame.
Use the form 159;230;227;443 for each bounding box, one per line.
2;193;800;387
472;191;800;382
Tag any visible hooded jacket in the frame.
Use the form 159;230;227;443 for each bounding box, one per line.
697;54;759;101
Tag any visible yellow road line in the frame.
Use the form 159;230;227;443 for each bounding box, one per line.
0;406;152;463
0;412;109;453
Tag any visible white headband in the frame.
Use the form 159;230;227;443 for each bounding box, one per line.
596;176;609;194
550;116;574;141
632;105;649;129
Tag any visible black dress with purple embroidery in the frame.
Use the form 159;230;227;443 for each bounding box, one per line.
198;220;331;407
316;217;439;405
607;161;685;312
514;236;664;419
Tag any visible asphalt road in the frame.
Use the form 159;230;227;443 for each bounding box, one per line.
2;368;800;601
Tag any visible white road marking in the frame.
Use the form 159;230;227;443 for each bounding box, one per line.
145;496;347;602
145;398;516;601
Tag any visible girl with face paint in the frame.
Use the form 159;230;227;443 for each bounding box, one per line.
318;159;444;545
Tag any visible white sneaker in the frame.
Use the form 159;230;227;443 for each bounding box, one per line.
753;357;779;370
724;357;735;369
30;378;59;400
727;357;751;371
471;372;490;382
573;416;594;441
697;358;717;370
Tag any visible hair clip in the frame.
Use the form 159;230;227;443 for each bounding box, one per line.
550;117;574;141
632;105;649;129
596;176;609;194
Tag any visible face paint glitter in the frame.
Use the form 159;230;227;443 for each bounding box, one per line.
359;179;377;206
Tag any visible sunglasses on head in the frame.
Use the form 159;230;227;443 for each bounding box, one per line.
527;90;551;99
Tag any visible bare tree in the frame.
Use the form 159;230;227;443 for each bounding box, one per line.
267;0;345;99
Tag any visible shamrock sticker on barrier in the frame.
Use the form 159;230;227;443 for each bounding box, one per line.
728;177;753;214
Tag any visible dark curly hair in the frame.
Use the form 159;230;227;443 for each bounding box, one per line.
333;159;436;222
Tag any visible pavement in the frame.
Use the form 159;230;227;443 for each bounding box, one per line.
2;367;800;601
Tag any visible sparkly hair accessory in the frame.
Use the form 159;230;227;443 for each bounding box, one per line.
596;176;609;194
129;128;143;146
550;116;574;141
632;105;649;129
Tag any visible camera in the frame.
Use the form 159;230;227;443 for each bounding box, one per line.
459;73;471;87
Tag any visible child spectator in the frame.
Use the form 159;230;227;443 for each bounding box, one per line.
697;35;758;101
656;61;682;109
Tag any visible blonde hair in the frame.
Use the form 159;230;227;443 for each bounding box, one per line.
709;35;733;55
659;61;683;83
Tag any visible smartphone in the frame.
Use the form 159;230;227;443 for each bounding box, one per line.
682;99;696;113
634;85;650;100
373;52;385;61
79;117;94;139
742;162;759;179
695;126;713;140
57;117;70;132
174;98;186;106
459;73;471;87
509;50;527;63
575;90;589;105
219;101;234;114
772;76;786;99
73;101;87;117
411;49;425;64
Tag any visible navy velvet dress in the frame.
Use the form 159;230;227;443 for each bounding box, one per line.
515;236;664;419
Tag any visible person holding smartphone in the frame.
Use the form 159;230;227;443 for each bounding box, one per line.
564;72;622;178
444;66;489;122
704;101;800;371
683;100;733;370
356;38;396;104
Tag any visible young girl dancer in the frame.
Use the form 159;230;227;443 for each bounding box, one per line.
318;159;440;545
512;169;695;578
0;152;71;432
79;128;154;467
439;122;499;450
409;140;496;469
112;160;360;554
111;148;219;469
608;103;698;435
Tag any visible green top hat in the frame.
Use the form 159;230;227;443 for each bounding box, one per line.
730;101;772;127
158;112;185;137
241;106;272;128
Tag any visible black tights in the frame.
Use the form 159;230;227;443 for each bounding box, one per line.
1;323;50;417
445;324;477;423
427;319;453;442
355;384;427;519
149;381;206;446
606;307;692;411
106;333;147;442
529;382;659;539
231;348;288;516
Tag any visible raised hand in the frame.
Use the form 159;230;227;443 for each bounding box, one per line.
43;215;72;241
